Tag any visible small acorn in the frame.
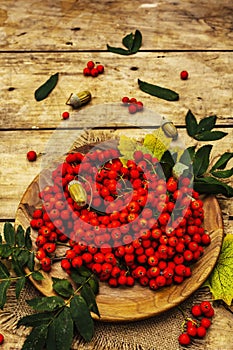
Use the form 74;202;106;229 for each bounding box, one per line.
66;90;91;109
161;119;178;140
68;180;87;206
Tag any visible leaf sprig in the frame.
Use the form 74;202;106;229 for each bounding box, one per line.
107;30;142;55
18;268;100;350
0;223;44;309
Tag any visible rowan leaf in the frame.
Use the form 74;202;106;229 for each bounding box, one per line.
34;73;59;102
16;225;25;247
192;145;212;177
3;222;15;246
197;115;217;133
143;128;171;160
15;276;26;299
53;307;73;350
194;130;227;141
52;277;73;298
0;280;11;309
21;324;48;350
0;260;10;278
70;295;94;342
27;296;65;312
107;30;142;55
138;79;179;101
211;152;233;171
204;234;233;305
185;110;198;137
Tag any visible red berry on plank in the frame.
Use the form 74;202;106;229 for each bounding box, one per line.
62;111;70;120
180;70;189;80
27;150;37;162
87;60;95;70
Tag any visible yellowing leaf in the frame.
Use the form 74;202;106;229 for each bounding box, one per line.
143;128;171;160
204;234;233;305
118;135;146;165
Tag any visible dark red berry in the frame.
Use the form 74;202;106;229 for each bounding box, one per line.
180;70;189;80
62;111;70;120
27;150;37;162
178;333;190;345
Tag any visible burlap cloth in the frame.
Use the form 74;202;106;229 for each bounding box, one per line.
0;282;218;350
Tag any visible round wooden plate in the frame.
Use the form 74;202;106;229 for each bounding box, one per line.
15;144;224;322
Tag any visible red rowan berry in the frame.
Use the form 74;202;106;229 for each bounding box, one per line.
178;333;190;345
180;70;189;80
27;150;37;162
200;317;212;329
191;304;202;317
0;334;4;345
87;61;95;70
128;104;137;114
96;64;104;74
122;96;130;104
200;300;212;314
62;111;69;120
91;68;99;77
83;67;91;76
196;326;207;338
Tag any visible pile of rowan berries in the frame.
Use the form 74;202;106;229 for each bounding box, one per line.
178;301;214;346
121;96;144;114
30;147;211;290
83;60;104;77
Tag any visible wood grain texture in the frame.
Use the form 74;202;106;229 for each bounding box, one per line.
0;0;232;51
15;175;224;321
0;52;232;129
1;128;232;220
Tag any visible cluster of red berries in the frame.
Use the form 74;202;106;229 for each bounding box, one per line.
178;301;214;346
121;96;144;114
30;146;211;292
83;61;104;77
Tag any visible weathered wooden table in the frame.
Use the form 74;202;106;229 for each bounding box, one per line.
0;1;232;349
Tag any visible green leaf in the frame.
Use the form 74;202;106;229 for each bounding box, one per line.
3;222;15;246
15;250;30;267
204;234;233;305
138;79;179;101
0;280;11;309
185;110;198;137
46;322;56;350
211;168;233;178
194;176;233;197
21;324;48;350
0;244;13;258
0;260;10;278
88;276;99;295
197;115;217;133
25;227;32;250
52;277;73;298
179;146;196;165
192;145;212;177
11;254;24;276
34;73;59;102
81;284;100;317
17;312;53;328
16;225;25;247
70;271;86;285
31;271;44;281
131;29;142;53
76;266;93;277
122;32;134;50
70;295;94;342
27;252;35;272
15;276;26;299
53;307;73;350
27;296;65;312
107;29;142;55
194;130;228;141
211;152;233;171
0;234;2;244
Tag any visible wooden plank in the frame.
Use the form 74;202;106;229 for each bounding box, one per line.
0;52;232;129
0;128;232;220
0;0;232;51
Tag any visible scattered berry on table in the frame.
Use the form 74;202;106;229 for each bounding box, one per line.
62;111;70;120
27;150;37;162
180;70;189;80
83;61;104;77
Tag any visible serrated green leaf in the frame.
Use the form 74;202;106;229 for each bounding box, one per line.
52;277;73;298
27;296;65;312
194;130;228;141
70;271;86;285
204;235;233;305
211;168;233;178
27;251;35;272
138;79;179;101
3;222;15;246
11;254;24;276
17;312;53;328
16;225;25;247
15;276;26;299
15;250;30;267
34;73;59;102
25;227;32;250
194;176;233;197
81;284;100;318
0;280;11;309
192;145;212;177
21;324;48;350
211;152;233;171
185;110;198;137
88;276;99;295
46;322;56;350
70;295;94;342
0;244;13;258
0;260;10;278
31;271;44;281
76;265;93;277
197;115;217;133
122;32;134;50
53;307;74;350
